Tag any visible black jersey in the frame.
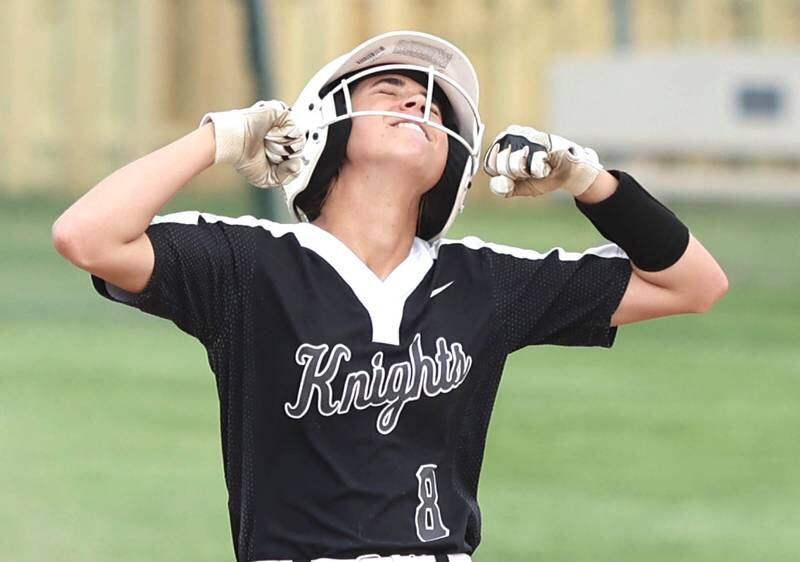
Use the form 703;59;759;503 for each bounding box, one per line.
91;212;631;562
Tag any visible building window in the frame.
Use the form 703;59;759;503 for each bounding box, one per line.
737;84;784;118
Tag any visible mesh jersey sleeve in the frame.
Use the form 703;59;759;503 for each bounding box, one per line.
91;211;255;346
481;240;632;353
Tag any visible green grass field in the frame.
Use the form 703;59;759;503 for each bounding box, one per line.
2;190;798;562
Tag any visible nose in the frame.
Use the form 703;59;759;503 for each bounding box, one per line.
401;92;428;117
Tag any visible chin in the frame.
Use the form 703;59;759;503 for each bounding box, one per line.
393;145;446;175
349;141;446;186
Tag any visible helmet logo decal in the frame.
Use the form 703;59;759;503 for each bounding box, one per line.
394;40;453;70
354;45;386;66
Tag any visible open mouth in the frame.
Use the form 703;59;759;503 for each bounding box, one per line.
391;120;429;141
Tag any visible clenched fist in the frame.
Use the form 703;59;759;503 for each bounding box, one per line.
482;125;602;198
200;100;306;188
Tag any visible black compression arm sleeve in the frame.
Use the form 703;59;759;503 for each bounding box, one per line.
574;170;690;272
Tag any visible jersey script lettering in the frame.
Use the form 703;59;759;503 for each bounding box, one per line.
284;333;473;435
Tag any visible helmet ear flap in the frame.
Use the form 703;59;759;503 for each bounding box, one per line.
293;90;352;222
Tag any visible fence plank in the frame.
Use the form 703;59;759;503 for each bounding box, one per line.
2;0;799;194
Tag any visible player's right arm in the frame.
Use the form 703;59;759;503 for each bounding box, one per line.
52;101;304;293
52;124;217;292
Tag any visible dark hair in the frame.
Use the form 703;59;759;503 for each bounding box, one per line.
294;68;467;239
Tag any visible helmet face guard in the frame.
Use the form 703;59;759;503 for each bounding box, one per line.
318;63;482;171
283;31;484;241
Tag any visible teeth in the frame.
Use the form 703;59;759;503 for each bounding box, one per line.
396;122;425;137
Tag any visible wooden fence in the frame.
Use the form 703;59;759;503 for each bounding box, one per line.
1;0;798;194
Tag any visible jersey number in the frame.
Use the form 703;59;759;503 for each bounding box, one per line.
415;464;450;542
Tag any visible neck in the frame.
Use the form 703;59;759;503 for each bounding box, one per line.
313;161;423;280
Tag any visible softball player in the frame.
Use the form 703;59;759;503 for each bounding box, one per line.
53;31;727;562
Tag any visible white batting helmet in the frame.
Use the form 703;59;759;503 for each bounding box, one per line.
282;30;484;241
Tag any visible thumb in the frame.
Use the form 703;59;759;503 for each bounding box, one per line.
489;175;515;197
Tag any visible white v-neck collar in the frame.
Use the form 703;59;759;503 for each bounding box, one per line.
291;223;435;346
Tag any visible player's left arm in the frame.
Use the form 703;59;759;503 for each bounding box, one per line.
484;126;729;328
575;171;728;327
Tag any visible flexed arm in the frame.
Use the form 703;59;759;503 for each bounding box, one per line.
52;101;303;294
483;126;728;326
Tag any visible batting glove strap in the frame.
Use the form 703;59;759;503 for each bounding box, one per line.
483;125;602;198
200;109;247;165
576;170;690;272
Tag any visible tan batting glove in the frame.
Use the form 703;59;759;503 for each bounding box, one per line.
482;125;602;198
199;100;306;188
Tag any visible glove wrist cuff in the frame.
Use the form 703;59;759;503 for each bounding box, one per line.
199;111;245;165
551;150;602;197
564;166;600;197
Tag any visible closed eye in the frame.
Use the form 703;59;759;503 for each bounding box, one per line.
369;78;443;121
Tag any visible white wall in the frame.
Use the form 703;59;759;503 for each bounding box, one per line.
549;50;800;158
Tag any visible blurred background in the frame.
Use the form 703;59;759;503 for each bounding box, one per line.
1;1;798;561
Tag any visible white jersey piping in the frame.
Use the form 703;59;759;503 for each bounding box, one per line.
109;213;626;346
435;235;628;261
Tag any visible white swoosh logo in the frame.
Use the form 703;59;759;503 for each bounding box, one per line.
430;281;454;298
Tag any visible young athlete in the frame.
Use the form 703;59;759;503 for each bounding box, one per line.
52;31;727;562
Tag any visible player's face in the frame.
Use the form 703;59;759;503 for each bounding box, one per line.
346;72;449;194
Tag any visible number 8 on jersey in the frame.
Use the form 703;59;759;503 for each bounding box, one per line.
415;464;450;542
